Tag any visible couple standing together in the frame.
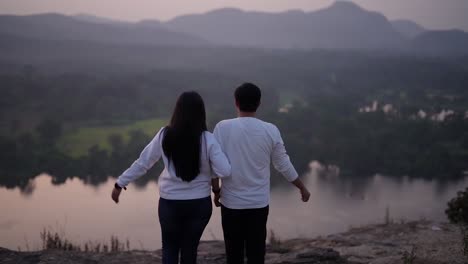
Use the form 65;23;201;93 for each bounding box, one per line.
112;83;310;264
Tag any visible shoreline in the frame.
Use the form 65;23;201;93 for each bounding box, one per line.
0;220;465;264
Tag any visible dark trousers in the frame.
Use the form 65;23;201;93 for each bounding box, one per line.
221;205;269;264
158;196;212;264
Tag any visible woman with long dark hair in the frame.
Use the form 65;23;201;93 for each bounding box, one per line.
111;91;231;264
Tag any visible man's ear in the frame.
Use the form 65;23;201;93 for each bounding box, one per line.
235;99;240;108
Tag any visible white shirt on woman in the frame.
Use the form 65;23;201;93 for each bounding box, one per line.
214;117;298;209
116;127;231;200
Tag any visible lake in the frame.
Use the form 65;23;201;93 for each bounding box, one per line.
1;171;466;251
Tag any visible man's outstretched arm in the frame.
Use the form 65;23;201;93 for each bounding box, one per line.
271;127;310;202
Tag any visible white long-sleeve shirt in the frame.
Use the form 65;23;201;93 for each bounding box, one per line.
117;127;231;200
213;117;298;209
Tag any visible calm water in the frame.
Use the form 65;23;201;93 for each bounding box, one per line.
1;172;467;251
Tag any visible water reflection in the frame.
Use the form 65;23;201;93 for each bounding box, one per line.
1;172;467;251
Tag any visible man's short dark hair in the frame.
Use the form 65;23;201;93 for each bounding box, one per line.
234;83;261;112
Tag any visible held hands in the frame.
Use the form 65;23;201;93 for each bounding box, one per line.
211;178;222;207
213;192;222;207
112;187;122;204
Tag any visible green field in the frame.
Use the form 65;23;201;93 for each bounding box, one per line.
58;118;167;157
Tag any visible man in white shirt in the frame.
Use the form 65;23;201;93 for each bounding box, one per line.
212;83;310;264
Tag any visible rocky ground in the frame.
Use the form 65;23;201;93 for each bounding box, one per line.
1;220;466;264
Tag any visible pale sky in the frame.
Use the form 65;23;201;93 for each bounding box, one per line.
0;0;467;31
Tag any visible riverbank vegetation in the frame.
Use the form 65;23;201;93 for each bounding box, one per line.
1;49;468;191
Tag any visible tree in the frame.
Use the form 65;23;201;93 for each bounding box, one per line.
36;119;62;146
446;188;468;226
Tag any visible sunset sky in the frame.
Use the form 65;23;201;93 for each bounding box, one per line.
0;0;467;31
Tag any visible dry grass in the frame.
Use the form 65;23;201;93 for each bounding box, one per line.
402;245;417;264
40;228;130;253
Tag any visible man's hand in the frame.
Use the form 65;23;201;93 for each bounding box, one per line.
300;187;310;202
112;187;122;204
291;178;310;202
213;192;221;207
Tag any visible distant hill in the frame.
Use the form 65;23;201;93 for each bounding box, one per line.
74;14;165;29
391;20;426;38
1;2;467;55
73;14;128;25
166;1;405;50
412;30;468;55
0;13;208;47
136;19;164;29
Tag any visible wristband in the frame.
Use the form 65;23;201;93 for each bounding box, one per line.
212;188;221;194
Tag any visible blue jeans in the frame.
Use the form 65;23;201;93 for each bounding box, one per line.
158;196;212;264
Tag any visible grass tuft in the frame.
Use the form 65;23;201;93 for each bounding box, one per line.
402;245;417;264
40;228;130;252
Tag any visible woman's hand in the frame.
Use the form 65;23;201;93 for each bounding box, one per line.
112;187;122;204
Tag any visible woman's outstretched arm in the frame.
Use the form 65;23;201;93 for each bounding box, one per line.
112;128;164;203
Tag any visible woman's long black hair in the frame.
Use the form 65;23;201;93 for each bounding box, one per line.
162;91;207;182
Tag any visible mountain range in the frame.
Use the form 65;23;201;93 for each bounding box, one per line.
0;1;467;54
166;2;405;50
0;13;207;47
390;20;426;38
